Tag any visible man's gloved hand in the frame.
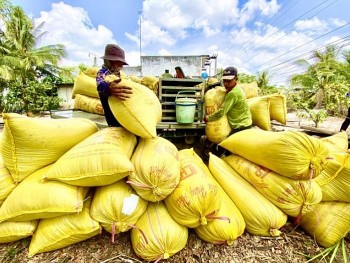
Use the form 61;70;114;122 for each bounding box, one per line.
109;81;133;100
203;116;208;123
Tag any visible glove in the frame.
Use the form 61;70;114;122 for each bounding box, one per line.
203;116;208;123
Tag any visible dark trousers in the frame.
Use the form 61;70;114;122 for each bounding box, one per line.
202;125;252;159
340;107;350;131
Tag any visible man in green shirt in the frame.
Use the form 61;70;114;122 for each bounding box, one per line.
201;66;252;157
203;66;252;131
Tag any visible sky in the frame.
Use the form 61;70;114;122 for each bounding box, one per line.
8;0;350;86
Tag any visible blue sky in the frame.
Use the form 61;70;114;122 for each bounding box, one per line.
8;0;350;85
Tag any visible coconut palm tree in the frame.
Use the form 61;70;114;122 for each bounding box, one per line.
290;45;346;115
1;6;66;83
0;4;67;113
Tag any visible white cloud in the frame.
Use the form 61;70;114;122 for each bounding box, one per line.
34;2;116;67
329;18;347;27
239;0;281;26
294;17;328;33
18;0;348;85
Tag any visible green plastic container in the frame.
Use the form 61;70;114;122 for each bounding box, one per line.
175;91;197;123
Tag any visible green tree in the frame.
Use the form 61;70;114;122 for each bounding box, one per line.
256;70;278;95
0;4;67;113
290;45;347;116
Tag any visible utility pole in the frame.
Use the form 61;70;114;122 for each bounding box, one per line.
88;52;97;67
209;54;218;76
138;11;142;76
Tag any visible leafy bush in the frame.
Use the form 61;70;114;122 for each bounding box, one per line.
1;79;62;114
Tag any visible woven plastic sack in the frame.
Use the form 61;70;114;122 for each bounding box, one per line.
84;67;100;78
90;179;148;241
128;75;141;84
209;153;287;236
0;220;38;243
141;75;159;95
0;165;88;223
28;194;101;257
239;82;259;99
299;201;350;248
194;184;245;245
265;93;287;124
224;154;322;217
220;129;329;180
71;71;99;99
164;148;221;228
204;86;232;143
0;113;98;183
0;156;16;206
128;136;180;202
43;127;136;187
74;94;104;115
247;96;271;131
314;153;350;202
320;131;348;154
131;202;188;262
108;78;162;138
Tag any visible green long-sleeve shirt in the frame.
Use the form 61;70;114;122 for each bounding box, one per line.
207;86;252;130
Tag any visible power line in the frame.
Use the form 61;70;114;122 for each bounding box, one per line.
236;0;335;57
262;35;350;72
235;0;298;56
255;22;350;70
244;0;338;62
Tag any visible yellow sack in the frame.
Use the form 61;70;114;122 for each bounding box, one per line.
0;156;16;206
204;86;231;143
0;165;88;223
224;154;322;217
43;127;136;187
28;194;101;257
164;148;221;228
90;179;148;240
131;202;188;262
71;71;99;99
0;113;98;183
209;153;287;236
299;201;350;248
84;67;100;78
0;220;38;243
128;75;141;84
247;96;271;131
141;75;159;95
314;153;350;202
194;187;245;245
74;94;104;115
108;78;162;138
320;131;348;154
220;129;329;180
128;137;180;202
265;93;287;125
239;82;259;99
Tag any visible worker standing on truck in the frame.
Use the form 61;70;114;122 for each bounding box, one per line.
201;66;252;156
96;44;133;127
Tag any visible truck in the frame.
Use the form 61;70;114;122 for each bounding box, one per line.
50;77;210;144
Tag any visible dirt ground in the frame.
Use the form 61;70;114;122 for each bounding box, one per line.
0;113;349;263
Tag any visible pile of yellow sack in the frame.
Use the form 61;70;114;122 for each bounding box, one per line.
0;113;349;261
204;82;287;144
72;67;159;115
72;67;162;139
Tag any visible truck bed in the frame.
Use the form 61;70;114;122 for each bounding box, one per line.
50;109;206;137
